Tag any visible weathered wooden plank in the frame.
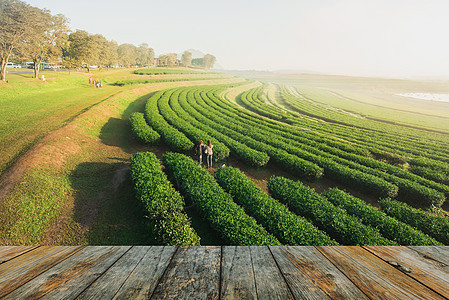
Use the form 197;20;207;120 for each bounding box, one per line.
317;246;444;299
0;246;38;264
150;246;220;299
3;246;130;299
0;246;83;298
409;246;449;266
251;246;294;299
76;246;150;299
221;246;256;299
112;246;177;299
365;246;449;298
270;246;367;299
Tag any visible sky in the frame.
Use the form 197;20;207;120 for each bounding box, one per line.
26;0;449;78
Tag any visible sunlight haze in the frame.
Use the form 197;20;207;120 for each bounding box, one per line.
26;0;449;78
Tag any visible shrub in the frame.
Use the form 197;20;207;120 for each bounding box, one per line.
268;176;395;245
162;152;281;245
379;198;449;245
323;188;441;245
130;152;200;245
215;167;338;245
129;112;160;144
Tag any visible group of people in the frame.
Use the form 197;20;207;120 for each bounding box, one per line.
88;77;102;88
196;140;214;168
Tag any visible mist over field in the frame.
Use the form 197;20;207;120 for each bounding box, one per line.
25;0;449;79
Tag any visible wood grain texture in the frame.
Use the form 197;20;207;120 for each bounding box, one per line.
150;246;220;299
251;246;294;299
0;246;37;264
409;246;449;266
77;246;150;299
270;246;367;299
0;246;83;298
365;246;449;298
317;246;444;299
113;246;177;300
4;246;129;300
221;246;256;299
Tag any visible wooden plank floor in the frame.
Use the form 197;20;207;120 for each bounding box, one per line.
0;246;448;299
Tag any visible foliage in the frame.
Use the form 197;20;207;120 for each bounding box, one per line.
158;53;177;67
379;198;449;245
323;188;441;245
130;152;200;245
158;89;230;161
162;152;281;245
145;91;194;152
215;166;338;245
268;176;395;245
0;0;48;80
129;112;160;144
181;51;192;67
203;53;216;69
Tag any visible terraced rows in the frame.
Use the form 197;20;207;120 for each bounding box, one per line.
128;82;448;246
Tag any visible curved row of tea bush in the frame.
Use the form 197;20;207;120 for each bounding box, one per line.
145;90;194;152
379;199;449;245
230;87;372;158
162;152;281;245
215;166;338;245
129;112;160;144
322;188;441;245
192;89;397;197
130;152;200;245
198;88;445;206
267;176;395;245
157;89;229;160
170;88;270;167
113;77;221;86
185;89;324;181
277;85;449;160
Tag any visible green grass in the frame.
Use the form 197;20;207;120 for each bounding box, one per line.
0;69;152;175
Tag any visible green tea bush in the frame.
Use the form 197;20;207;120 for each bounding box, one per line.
162;152;281;245
130;152;200;245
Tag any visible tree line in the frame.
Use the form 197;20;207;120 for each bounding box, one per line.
0;0;216;81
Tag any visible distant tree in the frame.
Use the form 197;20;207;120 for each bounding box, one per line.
65;30;101;72
117;43;137;67
203;54;216;70
0;0;40;81
181;51;192;67
158;53;177;67
192;58;203;67
20;12;69;78
90;34;118;69
101;40;118;69
148;47;154;66
137;43;155;67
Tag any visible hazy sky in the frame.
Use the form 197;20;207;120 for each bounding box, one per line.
26;0;449;78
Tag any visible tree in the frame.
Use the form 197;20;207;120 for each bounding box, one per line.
137;43;154;67
117;43;137;67
65;30;101;72
192;58;203;67
203;54;216;70
0;0;40;81
181;51;192;67
20;12;69;78
148;47;154;66
90;34;118;69
158;53;177;67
